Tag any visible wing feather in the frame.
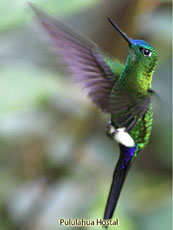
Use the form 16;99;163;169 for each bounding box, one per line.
110;87;152;131
31;4;151;130
30;4;123;112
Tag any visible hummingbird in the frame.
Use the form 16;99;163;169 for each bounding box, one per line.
30;4;158;223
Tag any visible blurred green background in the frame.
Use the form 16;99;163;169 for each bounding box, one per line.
0;0;172;230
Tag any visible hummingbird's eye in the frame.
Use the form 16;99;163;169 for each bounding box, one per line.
140;48;152;57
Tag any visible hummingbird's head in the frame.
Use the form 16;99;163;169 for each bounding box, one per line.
108;17;158;81
127;39;158;75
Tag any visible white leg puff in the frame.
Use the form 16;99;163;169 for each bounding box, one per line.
114;127;135;147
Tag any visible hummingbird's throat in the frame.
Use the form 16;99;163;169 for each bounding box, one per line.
122;55;154;94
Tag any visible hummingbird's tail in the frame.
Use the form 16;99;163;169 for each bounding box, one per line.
103;144;138;222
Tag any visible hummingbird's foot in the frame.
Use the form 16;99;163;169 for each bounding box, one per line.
106;120;116;139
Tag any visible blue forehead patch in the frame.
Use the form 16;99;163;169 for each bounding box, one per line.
130;39;153;49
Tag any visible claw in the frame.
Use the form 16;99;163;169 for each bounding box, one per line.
106;120;116;138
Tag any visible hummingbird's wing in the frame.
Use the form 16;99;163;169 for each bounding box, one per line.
110;88;152;131
30;4;124;113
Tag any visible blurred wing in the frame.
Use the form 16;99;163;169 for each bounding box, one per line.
110;88;152;131
30;4;124;113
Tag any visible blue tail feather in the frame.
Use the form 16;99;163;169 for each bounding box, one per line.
103;144;137;223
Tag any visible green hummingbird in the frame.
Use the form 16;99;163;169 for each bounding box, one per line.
30;4;158;222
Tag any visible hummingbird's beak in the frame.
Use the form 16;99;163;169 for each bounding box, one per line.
107;17;133;47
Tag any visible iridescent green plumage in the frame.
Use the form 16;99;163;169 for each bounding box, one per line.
110;39;158;149
30;5;158;225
